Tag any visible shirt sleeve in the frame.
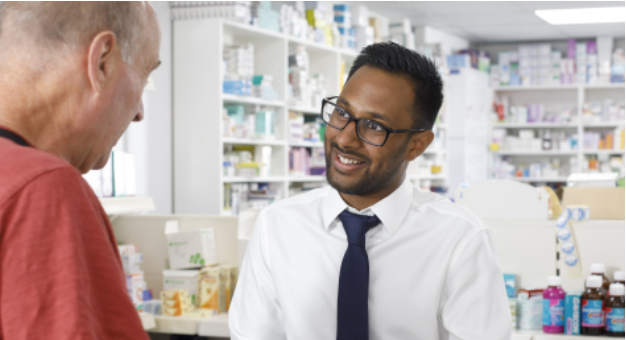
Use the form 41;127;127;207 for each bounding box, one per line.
440;229;512;340
0;167;145;340
229;209;286;340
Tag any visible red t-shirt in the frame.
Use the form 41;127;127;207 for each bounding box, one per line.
0;133;148;339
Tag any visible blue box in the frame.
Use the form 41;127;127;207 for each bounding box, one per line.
333;4;351;11
565;291;583;335
503;273;516;298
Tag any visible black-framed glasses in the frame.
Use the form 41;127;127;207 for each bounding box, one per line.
320;96;428;147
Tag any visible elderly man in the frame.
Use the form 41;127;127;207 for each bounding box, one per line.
0;2;160;339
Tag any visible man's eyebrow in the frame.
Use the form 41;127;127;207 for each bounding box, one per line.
337;96;392;123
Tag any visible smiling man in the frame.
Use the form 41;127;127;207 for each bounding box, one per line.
0;2;160;339
230;42;511;340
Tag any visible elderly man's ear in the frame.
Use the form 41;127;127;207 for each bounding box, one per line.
87;32;118;93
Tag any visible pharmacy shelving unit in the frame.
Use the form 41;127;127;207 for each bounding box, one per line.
173;18;353;215
491;83;625;184
174;18;448;214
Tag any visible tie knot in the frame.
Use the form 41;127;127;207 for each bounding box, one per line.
338;210;381;247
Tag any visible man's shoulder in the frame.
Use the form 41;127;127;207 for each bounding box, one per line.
410;186;489;233
0;139;82;207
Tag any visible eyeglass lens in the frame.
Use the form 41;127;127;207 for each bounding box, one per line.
322;100;388;146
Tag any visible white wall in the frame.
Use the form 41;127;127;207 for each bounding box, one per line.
124;1;173;214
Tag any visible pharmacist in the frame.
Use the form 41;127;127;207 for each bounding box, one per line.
230;42;511;340
0;2;160;339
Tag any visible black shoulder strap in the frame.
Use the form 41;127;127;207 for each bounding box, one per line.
0;128;30;147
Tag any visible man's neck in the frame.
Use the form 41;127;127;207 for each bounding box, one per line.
0;67;76;162
338;174;405;211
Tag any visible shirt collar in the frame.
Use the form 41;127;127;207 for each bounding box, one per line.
323;177;414;236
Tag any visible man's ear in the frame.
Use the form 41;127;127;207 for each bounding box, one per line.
405;130;434;162
87;31;117;93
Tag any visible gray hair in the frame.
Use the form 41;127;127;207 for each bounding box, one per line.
0;1;151;68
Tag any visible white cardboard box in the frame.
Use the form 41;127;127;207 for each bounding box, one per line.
163;270;200;306
166;228;218;269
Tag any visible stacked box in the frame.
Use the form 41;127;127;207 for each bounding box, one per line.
165;228;218;270
170;2;251;23
252;74;278;101
389;18;414;50
224;44;254;81
163;270;200;306
198;266;228;313
161;289;192;316
612;49;625;83
498;52;511;85
597;36;613;83
251;2;280;32
550;51;562;85
576;42;587;84
587;41;598;84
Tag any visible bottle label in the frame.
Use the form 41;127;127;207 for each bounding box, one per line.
582;299;604;327
605;307;625;333
543;298;565;326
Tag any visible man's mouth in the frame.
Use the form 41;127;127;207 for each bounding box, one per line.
337;154;365;165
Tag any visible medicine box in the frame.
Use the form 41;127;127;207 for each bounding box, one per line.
565;291;582;335
163;270;200;306
166;228;218;270
198;265;228;313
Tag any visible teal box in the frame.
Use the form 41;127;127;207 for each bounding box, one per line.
256;110;275;137
503;273;516;298
565;291;583;335
225;105;246;124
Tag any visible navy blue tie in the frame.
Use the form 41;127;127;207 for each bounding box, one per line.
337;210;381;340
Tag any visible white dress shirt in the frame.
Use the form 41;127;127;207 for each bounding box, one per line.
229;178;511;340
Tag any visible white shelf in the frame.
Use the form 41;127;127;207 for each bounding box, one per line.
409;174;447;181
583;83;625;90
583;149;625;155
145;313;230;337
288;105;319;115
493;123;578;129
493;84;579;91
222;176;286;183
511;330;609;340
288;175;327;182
493;83;624;91
494;150;577;156
532;333;607;340
222;94;285;107
223;138;285;146
583;122;624;128
289;140;324;148
286;36;359;58
511;177;569;183
99;196;155;216
139;312;156;331
197;313;230;337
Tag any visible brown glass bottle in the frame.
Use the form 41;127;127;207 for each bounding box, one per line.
605;283;625;337
582;276;605;335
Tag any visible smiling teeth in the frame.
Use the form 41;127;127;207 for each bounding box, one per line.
338;155;363;165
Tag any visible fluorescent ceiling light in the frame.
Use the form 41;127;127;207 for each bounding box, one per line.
535;7;625;25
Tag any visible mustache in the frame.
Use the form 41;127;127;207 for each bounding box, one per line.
329;142;370;163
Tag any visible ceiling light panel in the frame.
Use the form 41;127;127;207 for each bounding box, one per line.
535;7;626;25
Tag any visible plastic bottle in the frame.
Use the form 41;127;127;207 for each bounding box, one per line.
590;263;610;294
582;276;605;335
542;276;566;333
614;271;625;285
604;283;625;337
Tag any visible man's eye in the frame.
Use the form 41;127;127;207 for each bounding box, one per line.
338;108;350;118
367;121;384;131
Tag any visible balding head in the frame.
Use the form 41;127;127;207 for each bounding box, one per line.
0;2;161;173
0;1;159;70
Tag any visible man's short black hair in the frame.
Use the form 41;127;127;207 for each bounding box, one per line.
347;42;443;130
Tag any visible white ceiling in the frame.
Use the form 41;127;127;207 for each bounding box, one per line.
360;1;625;43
